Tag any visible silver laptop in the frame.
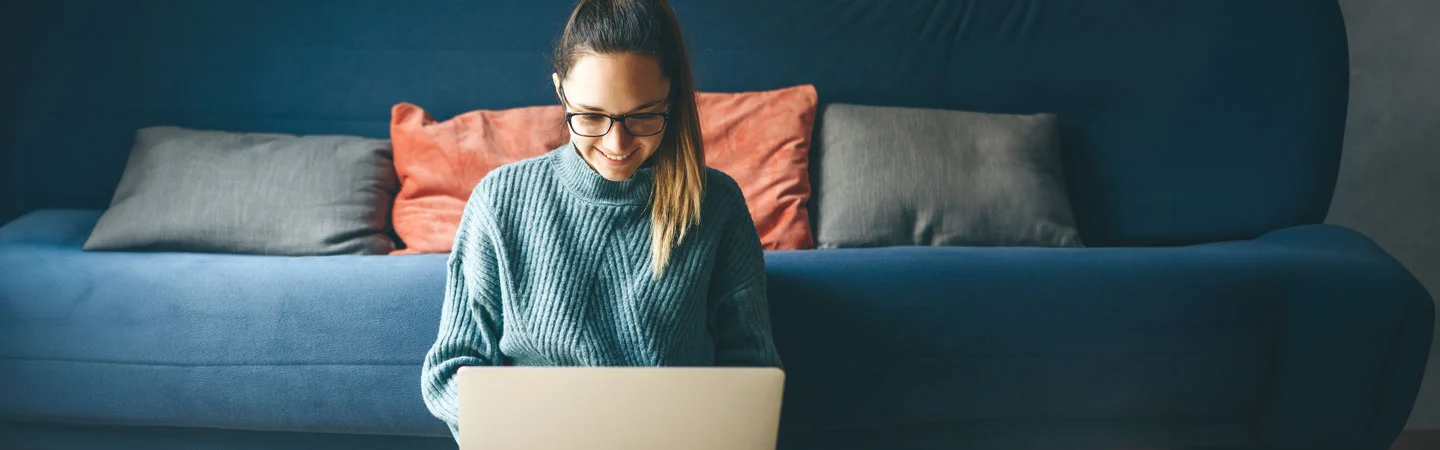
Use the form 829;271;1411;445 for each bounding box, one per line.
457;366;785;450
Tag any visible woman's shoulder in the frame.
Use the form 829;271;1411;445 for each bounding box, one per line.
455;149;566;234
702;167;750;219
703;166;743;198
469;148;564;202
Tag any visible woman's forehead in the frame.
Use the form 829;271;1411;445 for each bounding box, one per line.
564;54;670;112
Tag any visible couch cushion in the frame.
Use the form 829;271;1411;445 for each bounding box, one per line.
766;244;1282;436
1;208;1268;441
2;210;451;436
3;209;1407;449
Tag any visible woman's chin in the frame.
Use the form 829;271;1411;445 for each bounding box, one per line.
590;160;637;181
597;168;636;181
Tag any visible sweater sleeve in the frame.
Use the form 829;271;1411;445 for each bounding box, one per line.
709;189;784;368
420;187;505;442
711;275;784;367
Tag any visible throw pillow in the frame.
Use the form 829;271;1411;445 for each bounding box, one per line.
389;84;818;254
814;103;1083;248
389;102;568;255
84;126;399;255
698;84;817;250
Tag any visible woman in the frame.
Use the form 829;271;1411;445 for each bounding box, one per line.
420;0;783;440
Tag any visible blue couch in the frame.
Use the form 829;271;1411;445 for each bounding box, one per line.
0;1;1432;449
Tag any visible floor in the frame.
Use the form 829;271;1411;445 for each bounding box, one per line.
1407;337;1440;428
1393;430;1440;450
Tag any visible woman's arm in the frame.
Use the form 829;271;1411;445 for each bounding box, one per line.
708;183;783;368
421;188;504;441
711;272;783;367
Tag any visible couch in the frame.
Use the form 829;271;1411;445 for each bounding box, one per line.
1;1;1432;449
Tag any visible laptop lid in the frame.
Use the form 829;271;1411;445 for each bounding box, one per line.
457;366;785;450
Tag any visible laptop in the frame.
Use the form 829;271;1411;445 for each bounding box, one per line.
457;366;785;450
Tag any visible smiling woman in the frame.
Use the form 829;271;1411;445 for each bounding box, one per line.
549;0;708;274
555;61;671;178
419;0;783;443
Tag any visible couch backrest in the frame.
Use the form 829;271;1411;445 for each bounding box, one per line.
0;0;1349;246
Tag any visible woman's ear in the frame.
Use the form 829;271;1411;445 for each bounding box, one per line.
551;73;562;100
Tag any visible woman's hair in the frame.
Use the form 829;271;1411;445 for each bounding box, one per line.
553;0;704;278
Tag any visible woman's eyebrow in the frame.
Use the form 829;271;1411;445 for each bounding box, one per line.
573;99;668;114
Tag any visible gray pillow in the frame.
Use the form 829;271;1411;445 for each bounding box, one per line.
814;104;1083;248
84;126;398;255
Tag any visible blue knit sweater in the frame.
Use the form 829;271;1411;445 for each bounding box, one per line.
420;143;783;439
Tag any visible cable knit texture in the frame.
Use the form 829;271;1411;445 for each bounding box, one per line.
420;143;783;440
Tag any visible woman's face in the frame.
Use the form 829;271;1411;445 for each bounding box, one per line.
554;53;672;182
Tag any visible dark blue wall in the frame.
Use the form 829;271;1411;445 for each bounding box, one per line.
0;0;1350;246
2;0;23;225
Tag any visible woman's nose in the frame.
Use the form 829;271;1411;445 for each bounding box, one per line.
604;120;633;149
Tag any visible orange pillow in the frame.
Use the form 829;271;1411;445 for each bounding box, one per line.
697;84;817;250
388;102;567;254
389;84;817;254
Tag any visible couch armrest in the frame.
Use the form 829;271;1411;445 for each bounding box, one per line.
1252;224;1433;449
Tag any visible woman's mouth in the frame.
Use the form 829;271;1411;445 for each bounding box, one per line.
597;148;636;164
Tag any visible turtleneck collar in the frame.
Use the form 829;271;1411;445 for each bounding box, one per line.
553;142;654;206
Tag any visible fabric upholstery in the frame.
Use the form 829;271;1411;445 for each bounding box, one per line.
698;84;817;250
0;420;1252;450
4;210;450;435
3;210;1430;450
389;102;568;254
83;126;398;255
390;85;816;253
0;2;1418;450
0;1;1349;246
814;103;1081;248
0;423;456;450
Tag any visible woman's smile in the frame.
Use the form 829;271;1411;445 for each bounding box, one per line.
595;146;638;163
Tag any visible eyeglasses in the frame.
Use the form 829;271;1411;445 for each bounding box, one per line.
558;84;670;137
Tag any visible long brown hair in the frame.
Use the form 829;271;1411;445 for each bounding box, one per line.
552;0;705;278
